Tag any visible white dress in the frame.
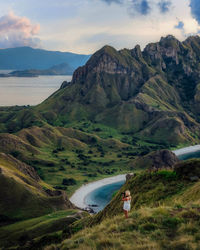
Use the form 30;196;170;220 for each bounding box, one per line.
123;199;131;211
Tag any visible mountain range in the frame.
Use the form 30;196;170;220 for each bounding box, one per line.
2;35;200;146
0;46;90;72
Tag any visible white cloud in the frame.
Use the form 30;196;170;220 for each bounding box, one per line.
0;11;40;48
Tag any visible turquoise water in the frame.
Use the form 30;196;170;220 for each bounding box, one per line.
177;151;200;161
84;180;125;213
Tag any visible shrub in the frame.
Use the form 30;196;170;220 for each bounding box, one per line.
156;170;177;180
139;223;157;232
62;178;77;186
10;150;21;158
162;217;181;229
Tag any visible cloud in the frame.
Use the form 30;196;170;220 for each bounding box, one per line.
101;0;123;4
0;11;40;48
158;0;172;14
101;0;173;16
129;0;151;16
189;0;200;24
174;21;184;30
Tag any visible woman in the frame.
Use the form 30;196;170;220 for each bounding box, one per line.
122;190;131;218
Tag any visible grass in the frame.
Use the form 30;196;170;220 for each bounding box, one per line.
0;209;85;249
56;206;200;250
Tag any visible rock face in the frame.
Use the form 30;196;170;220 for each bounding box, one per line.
147;150;179;169
129;149;179;170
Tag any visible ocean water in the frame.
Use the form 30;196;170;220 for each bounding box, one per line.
0;74;72;106
173;145;200;161
84;180;125;213
177;151;200;161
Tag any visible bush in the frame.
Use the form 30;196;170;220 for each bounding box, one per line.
62;178;77;186
162;217;181;229
156;170;177;180
10;150;21;158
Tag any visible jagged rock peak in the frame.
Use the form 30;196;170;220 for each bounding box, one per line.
131;44;142;59
160;34;179;42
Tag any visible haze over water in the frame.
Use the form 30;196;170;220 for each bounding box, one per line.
0;74;72;106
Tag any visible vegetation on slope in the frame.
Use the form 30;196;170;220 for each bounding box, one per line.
0;210;87;249
58;206;200;250
64;159;200;242
0;153;74;222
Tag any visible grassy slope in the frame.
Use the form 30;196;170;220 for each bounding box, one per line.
0;125;135;196
0;210;87;249
0;153;74;222
59;206;200;250
57;159;200;250
86;160;200;226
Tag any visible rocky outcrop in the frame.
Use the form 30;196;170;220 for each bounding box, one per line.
129;149;179;170
126;173;135;181
174;159;200;180
147;150;179;169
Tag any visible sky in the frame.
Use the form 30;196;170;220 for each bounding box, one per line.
0;0;199;54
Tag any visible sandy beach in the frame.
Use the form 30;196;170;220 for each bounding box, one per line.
173;145;200;156
70;174;126;209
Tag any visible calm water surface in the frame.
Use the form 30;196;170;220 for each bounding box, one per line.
84;180;125;213
0;74;72;106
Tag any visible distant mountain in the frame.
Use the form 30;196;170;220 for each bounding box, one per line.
0;46;90;71
9;62;74;77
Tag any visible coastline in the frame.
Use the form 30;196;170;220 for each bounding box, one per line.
70;174;126;209
173;145;200;156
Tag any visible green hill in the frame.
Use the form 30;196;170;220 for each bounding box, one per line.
1;35;200;147
0;152;74;223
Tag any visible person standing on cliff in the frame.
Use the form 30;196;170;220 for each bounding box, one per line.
122;190;131;218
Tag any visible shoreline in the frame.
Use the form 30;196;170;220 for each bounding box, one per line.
173;145;200;156
70;145;200;210
70;174;126;209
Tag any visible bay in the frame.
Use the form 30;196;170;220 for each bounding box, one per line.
84;180;125;213
173;145;200;161
0;75;72;106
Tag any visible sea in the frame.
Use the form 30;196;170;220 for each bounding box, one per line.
84;180;125;213
0;71;72;106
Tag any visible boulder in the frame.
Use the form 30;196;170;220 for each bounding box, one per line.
126;173;135;181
